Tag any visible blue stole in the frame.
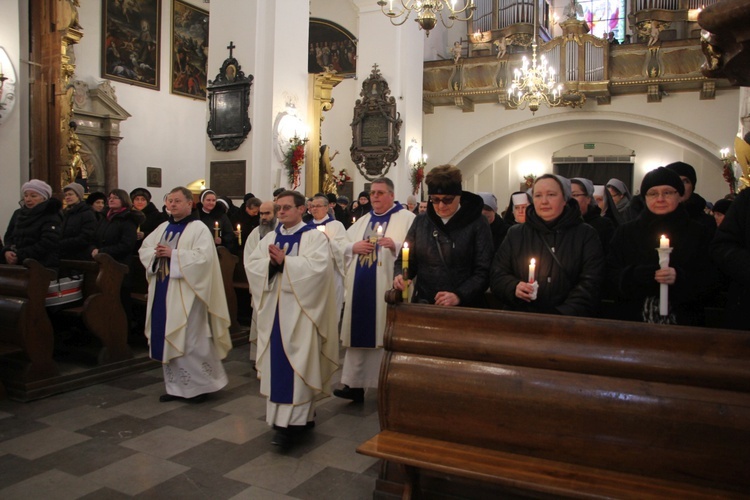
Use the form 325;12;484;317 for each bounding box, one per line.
349;203;404;348
270;223;315;404
149;220;189;362
309;215;335;227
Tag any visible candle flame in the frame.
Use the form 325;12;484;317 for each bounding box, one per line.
403;242;408;249
530;258;535;265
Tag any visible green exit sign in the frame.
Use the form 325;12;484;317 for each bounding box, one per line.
584;143;595;150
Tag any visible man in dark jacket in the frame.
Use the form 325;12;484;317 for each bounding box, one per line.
394;165;493;308
665;161;717;233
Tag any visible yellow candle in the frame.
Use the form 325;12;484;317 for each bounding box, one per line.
214;221;220;238
660;235;669;248
237;224;242;245
402;242;409;267
529;258;536;283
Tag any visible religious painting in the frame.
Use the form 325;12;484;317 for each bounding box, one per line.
102;0;161;90
171;0;209;99
146;167;162;188
308;18;357;76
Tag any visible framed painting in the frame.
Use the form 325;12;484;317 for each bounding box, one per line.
309;18;357;76
171;0;209;99
102;0;161;90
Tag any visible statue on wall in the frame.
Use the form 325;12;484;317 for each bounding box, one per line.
320;145;340;195
563;0;583;21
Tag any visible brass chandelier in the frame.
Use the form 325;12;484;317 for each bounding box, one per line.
376;0;476;37
506;7;562;114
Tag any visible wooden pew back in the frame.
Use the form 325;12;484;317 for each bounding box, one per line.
380;301;750;494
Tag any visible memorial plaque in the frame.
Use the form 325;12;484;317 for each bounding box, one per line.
361;115;389;147
210;160;246;198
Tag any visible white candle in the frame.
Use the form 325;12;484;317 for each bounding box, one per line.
660;235;669;248
377;225;383;237
317;225;326;233
236;224;242;245
529;258;536;283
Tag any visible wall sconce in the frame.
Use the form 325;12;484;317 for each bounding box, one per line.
0;47;17;125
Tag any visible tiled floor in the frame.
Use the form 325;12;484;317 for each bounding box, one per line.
0;344;381;499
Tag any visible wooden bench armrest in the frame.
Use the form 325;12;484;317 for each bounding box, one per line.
357;431;734;500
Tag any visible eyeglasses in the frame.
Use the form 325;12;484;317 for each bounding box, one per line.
430;196;456;206
645;190;679;200
571;193;589;199
369;190;391;197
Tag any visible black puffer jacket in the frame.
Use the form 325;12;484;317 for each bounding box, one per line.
134;202;167;252
607;205;718;325
490;199;604;316
395;191;493;307
196;202;237;252
582;204;615;255
60;202;97;261
2;198;63;269
92;208;143;266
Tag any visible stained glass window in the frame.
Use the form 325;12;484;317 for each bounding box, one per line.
577;0;627;42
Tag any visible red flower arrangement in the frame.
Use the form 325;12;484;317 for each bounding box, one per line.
284;137;306;190
722;155;737;195
333;168;351;187
410;164;425;195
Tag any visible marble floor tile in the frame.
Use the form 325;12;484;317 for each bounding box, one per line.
211;394;268;419
131;466;249;499
82;452;190;496
78;486;132;499
120;425;212;459
0;415;48;443
224;451;326;493
37;404;120;431
170;438;269;476
144;405;230;432
229;485;297;499
32;436;137;476
288;466;376;500
76;414;162;443
0;469;101;500
111;393;187;419
301;436;379;474
0;426;90;460
0;454;50;488
191;414;270;445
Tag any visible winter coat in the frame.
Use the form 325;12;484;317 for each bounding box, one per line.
92;208;143;267
396;191;493;308
683;192;717;233
231;208;259;256
2;198;63;269
60;202;97;261
606;205;718;325
488;213;510;252
350;201;371;221
134;202;167;252
582;204;615;255
196;202;237;252
710;188;750;330
490;199;604;316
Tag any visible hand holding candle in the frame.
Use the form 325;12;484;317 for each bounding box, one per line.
401;243;410;301
236;224;242;245
317;225;326;234
214;221;220;238
528;258;536;283
660;235;669;248
656;234;673;316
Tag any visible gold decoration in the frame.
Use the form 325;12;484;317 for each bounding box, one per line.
735;135;750;191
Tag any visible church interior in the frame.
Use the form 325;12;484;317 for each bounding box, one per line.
0;0;748;497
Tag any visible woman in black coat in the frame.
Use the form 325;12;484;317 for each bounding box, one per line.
349;191;372;221
570;178;615;255
501;191;531;226
490;174;604;316
130;187;167;248
393;165;493;308
2;179;62;269
607;167;717;325
91;189;143;267
60;183;97;261
196;189;237;252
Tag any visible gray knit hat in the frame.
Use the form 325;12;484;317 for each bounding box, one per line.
63;182;85;201
22;179;52;200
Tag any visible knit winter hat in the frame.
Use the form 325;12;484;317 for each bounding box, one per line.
665;161;697;187
86;191;107;206
129;187;152;202
22;179;52;200
200;189;216;203
63;182;85;201
478;192;498;212
640;167;685;197
713;198;732;214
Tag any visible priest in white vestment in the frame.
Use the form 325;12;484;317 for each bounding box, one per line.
139;186;232;403
246;191;339;448
336;178;415;402
307;193;349;315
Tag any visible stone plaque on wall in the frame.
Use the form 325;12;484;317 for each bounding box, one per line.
209;160;246;197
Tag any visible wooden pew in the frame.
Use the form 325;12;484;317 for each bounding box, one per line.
357;292;750;499
0;259;59;386
57;253;132;364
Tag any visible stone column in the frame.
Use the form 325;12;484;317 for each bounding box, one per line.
104;137;122;194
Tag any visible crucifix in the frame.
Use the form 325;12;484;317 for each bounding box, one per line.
227;41;235;58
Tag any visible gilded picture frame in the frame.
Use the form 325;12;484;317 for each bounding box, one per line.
171;0;209;99
102;0;161;90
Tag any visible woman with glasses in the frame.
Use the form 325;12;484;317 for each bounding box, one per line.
606;167;717;325
393;165;493;308
490;174;604;316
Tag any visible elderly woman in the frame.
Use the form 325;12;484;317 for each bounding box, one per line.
393;165;493;307
197;189;236;251
2;179;62;269
60;182;97;261
570;178;615;254
490;174;604;316
607;167;717;325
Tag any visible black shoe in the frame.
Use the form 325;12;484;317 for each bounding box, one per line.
159;394;181;403
271;429;293;448
333;385;364;402
187;394;208;404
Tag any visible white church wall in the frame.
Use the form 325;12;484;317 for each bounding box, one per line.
0;2;22;224
74;0;209;203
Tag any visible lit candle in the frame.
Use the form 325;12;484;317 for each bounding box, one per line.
377;225;383;238
237;224;242;245
402;243;410;302
352;217;356;224
317;225;326;233
214;221;220;238
529;258;536;283
402;242;409;268
660;235;669;248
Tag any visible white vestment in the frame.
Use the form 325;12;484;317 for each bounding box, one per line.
339;206;415;388
242;222;278;352
313;218;349;315
139;219;232;397
245;222;339;427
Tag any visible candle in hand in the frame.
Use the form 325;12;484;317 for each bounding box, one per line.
237;224;242;245
660;235;669;248
214;221;220;238
402;243;409;268
317;225;326;233
377;225;383;238
529;258;536;283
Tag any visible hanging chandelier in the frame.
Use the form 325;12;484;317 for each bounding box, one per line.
506;5;562;114
376;0;476;37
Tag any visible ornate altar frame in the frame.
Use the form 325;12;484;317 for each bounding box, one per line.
206;42;253;152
